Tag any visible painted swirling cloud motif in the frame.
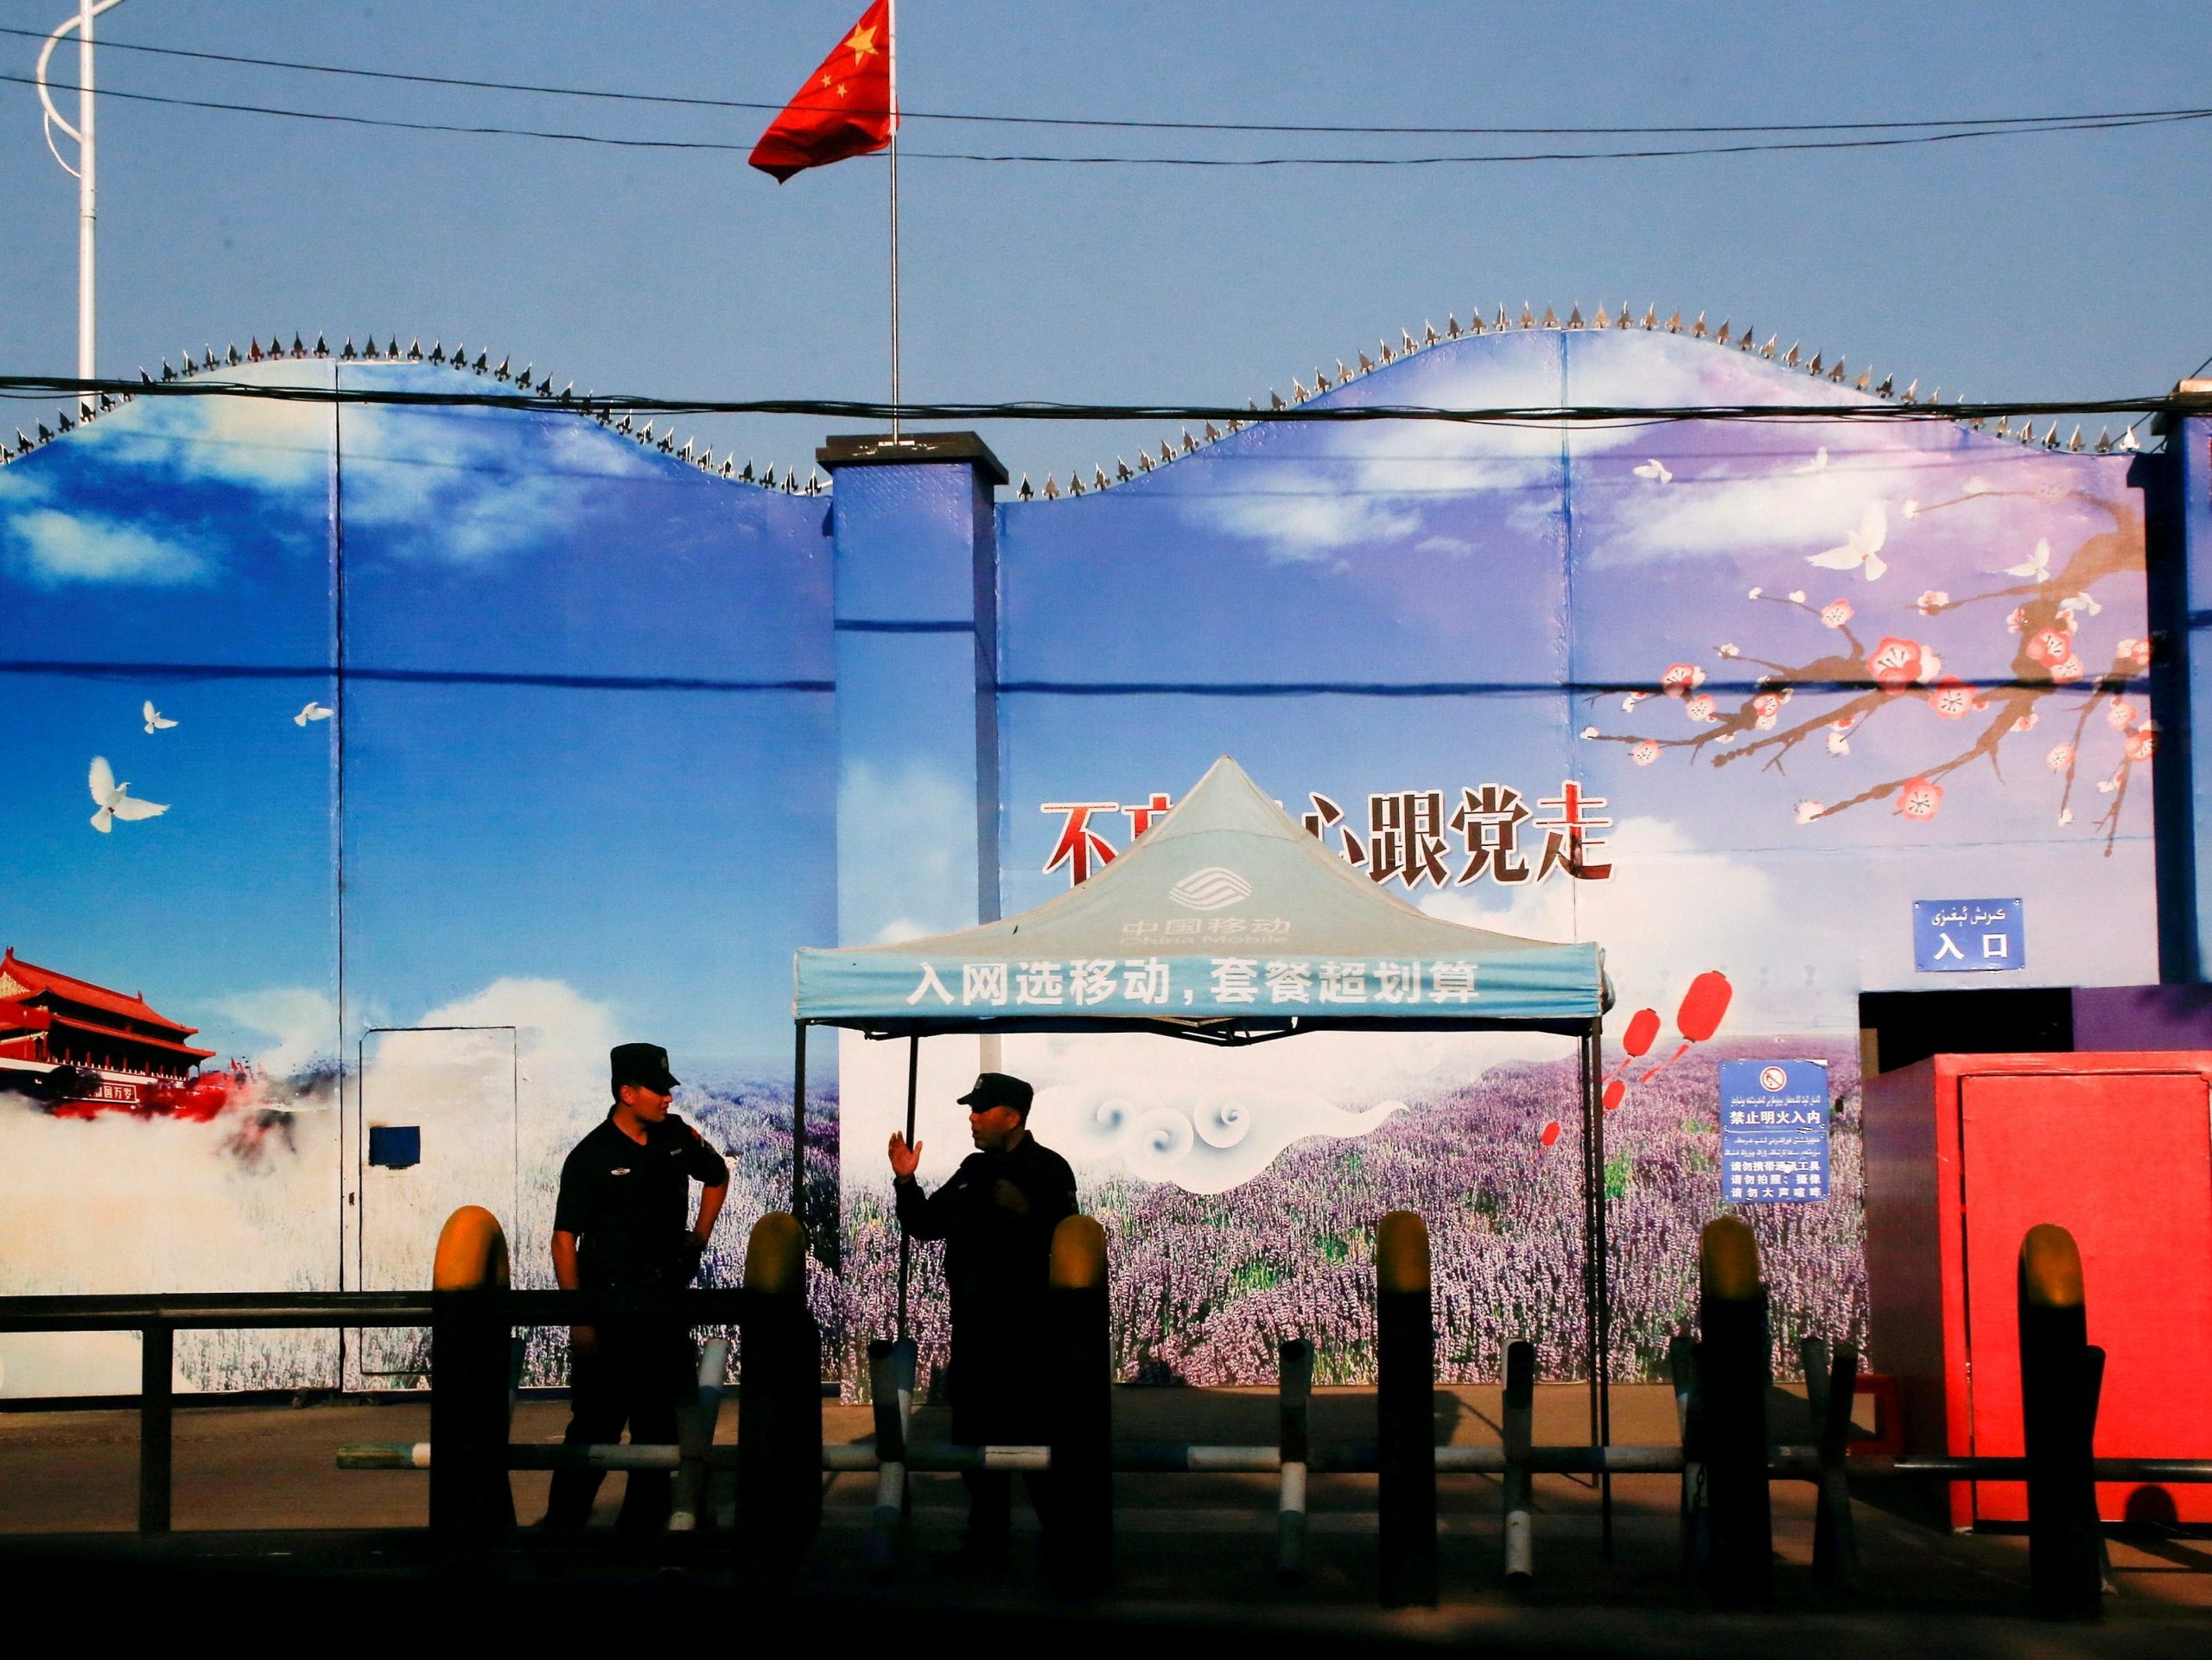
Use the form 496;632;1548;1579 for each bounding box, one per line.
1033;1079;1404;1195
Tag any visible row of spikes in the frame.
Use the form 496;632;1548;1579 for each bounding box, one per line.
1023;302;2136;497
4;333;823;492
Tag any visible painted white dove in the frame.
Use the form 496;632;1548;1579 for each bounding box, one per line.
1793;447;1829;474
294;702;334;727
1631;459;1673;484
2005;538;2053;582
88;755;168;834
1805;502;1889;581
142;701;176;734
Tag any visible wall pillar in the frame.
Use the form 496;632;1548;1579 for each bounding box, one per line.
2149;385;2212;979
818;430;1009;1142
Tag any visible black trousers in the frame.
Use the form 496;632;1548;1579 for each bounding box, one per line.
949;1313;1053;1548
543;1325;694;1530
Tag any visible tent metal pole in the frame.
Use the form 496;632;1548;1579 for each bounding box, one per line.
896;1034;919;1340
791;1021;808;1225
1583;1021;1614;1558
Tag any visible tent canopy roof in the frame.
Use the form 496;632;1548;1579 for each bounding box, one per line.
794;756;1609;1042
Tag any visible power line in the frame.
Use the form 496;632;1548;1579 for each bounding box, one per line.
4;22;2209;141
0;372;2183;426
8;68;2210;166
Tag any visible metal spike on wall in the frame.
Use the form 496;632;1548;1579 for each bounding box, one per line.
248;339;264;363
1180;428;1197;455
1136;451;1153;474
657;434;675;455
1357;351;1375;374
1093;466;1109;491
739;460;755;481
1829;358;1847;384
1807;353;1823;377
2094;427;2113;454
1446;314;1463;339
160;359;175;380
1854;367;1872;391
1068;472;1084;496
2121;427;2140;452
1314;368;1332;392
1018;475;1034;499
1761;334;1777;359
1115;457;1133;481
404;340;422;362
1876;374;1894;398
1334;359;1350;384
1522;302;1536;329
1567;306;1584;329
1665;310;1682;334
1618;302;1635;331
1044;475;1060;499
1714;321;1731;347
1270;389;1287;410
2067;425;2082;453
1643;305;1658;330
429;342;446;365
226;343;241;366
1593;303;1610;329
1739;324;1756;353
202;347;217;370
1690;312;1707;339
1423;321;1440;346
785;467;801;492
1902;378;1918;404
1378;339;1394;363
1402;328;1417;352
1541;305;1559;329
57;412;74;433
1204;422;1222;442
721;459;735;478
1782;342;1800;367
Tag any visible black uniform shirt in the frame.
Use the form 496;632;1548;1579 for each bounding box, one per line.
553;1110;729;1289
894;1133;1077;1310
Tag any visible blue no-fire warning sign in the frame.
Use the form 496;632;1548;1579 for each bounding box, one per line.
1718;1058;1830;1205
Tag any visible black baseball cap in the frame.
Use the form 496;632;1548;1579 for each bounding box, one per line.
956;1072;1033;1116
610;1042;680;1095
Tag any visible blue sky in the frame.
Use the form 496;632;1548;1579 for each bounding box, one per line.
3;2;2209;485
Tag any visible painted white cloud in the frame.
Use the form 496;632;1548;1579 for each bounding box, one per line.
838;759;976;946
96;361;334;493
1420;814;1854;1037
338;401;659;564
5;508;210;587
1190;344;1740;560
216;988;337;1078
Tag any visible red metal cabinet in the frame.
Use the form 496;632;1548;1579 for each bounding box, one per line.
1865;1053;2212;1527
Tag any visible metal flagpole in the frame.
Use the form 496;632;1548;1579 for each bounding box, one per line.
887;0;901;442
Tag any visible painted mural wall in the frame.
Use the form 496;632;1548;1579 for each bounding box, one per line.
0;358;834;1395
0;322;2163;1396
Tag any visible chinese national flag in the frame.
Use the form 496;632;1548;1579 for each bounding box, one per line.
749;0;897;182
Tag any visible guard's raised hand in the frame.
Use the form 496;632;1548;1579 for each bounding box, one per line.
887;1131;922;1180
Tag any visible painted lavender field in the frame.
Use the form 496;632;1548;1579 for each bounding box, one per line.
829;1042;1865;1396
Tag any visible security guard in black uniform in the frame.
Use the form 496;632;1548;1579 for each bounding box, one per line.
543;1042;729;1530
889;1070;1077;1568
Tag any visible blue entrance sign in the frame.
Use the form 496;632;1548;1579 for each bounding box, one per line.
1718;1059;1830;1205
1912;898;2024;973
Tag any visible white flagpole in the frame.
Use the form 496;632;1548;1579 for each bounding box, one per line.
887;0;902;442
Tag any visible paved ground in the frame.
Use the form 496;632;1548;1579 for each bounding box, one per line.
3;1383;2206;1653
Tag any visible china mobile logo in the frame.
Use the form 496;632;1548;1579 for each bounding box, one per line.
1169;867;1253;911
1041;782;1614;890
